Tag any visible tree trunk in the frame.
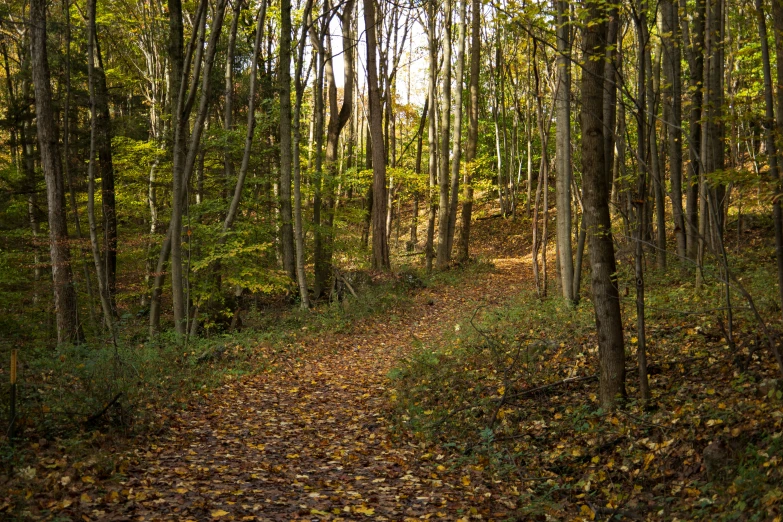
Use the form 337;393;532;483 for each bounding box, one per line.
87;0;117;334
662;0;687;261
364;0;390;269
292;0;316;308
317;0;356;296
436;0;453;269
279;0;296;279
645;26;666;270
681;0;705;261
223;0;241;203
90;11;118;314
223;0;267;233
425;7;438;273
581;1;625;408
457;0;480;262
30;0;83;345
769;0;783;319
446;0;467;257
556;0;574;302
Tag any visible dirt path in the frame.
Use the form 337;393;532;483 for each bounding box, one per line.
95;258;529;521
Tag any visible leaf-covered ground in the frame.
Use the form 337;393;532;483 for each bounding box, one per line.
10;254;529;521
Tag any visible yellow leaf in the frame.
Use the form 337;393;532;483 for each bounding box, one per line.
461;475;471;486
580;504;596;519
643;453;655;470
211;509;230;518
176;487;188;494
81;475;95;484
354;505;375;515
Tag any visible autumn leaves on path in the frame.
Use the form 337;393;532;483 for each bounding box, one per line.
104;260;526;521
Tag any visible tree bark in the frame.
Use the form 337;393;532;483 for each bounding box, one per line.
30;0;84;345
364;0;390;269
316;0;355;296
87;0;117;334
90;9;118;314
436;0;453;269
581;0;625;408
425;5;438;273
681;0;705;261
769;0;783;319
279;0;297;279
556;0;574;302
457;0;480;262
661;0;687;261
445;0;467;257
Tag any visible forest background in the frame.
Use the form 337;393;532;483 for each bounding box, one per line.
2;0;783;518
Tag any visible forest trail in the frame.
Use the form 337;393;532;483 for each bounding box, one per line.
105;257;530;521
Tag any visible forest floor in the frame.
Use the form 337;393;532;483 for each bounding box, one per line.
4;221;534;521
5;213;783;521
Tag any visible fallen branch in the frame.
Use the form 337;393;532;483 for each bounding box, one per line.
505;364;662;400
85;393;122;425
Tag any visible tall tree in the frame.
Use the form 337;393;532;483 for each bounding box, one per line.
365;0;390;269
316;0;356;296
29;0;84;344
87;0;116;333
445;0;467;257
279;0;297;279
768;0;783;317
581;0;625;408
555;0;574;302
457;0;480;262
661;0;687;261
435;0;453;269
89;0;119;313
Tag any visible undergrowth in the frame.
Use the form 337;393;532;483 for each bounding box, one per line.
0;260;472;482
389;254;783;519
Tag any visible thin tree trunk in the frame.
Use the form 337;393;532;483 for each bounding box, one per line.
292;0;316;309
412;98;429;247
457;0;480;262
436;0;453;269
662;0;687;261
317;0;356;295
364;0;389;269
92;6;118;314
446;0;467;257
87;0;116;335
223;0;267;232
425;9;438;273
556;0;574;301
223;0;242;202
645;28;666;270
681;0;705;261
279;0;297;278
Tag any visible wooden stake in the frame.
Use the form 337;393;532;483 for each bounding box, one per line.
9;349;17;439
10;349;17;384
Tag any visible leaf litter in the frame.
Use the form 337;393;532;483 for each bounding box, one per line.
23;255;527;521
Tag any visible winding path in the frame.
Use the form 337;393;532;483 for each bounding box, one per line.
100;259;527;521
